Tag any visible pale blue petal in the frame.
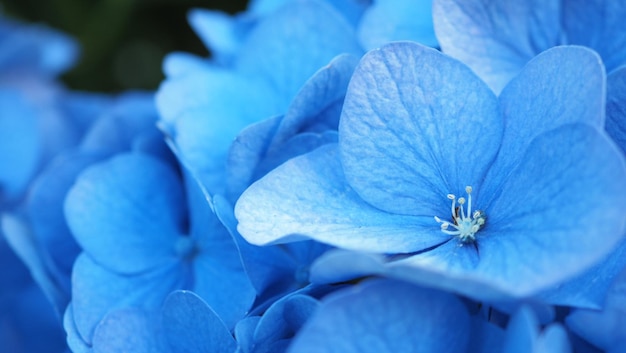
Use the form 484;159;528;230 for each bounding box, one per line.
215;194;306;296
188;9;243;62
193;254;255;329
288;279;471;353
534;324;572;353
433;0;561;93
226;116;283;202
309;249;386;284
358;0;437;50
162;52;210;78
236;316;261;353
563;1;626;71
162;290;237;353
65;153;185;274
271;53;358;149
566;266;626;350
606;66;626;154
469;317;505;353
64;304;92;353
235;0;363;100
537;238;626;309
340;41;502;216
0;89;40;203
502;307;539;353
2;213;68;314
92;309;166;353
236;144;449;253
71;254;186;345
478;125;626;296
483;46;606;198
253;294;319;353
0;17;78;76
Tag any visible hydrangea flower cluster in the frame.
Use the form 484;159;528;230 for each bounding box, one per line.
2;0;626;352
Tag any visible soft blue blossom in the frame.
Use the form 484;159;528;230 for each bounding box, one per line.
433;0;626;94
235;42;626;301
156;0;363;198
64;152;254;347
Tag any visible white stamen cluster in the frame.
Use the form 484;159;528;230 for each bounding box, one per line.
434;186;486;243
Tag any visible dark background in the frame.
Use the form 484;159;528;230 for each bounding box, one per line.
3;0;248;92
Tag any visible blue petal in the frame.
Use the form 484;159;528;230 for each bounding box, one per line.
234;0;363;101
162;52;210;78
235;144;449;253
433;0;561;93
65;153;185;274
533;324;572;353
253;294;319;353
64;304;92;353
483;46;606;197
71;254;186;345
0;89;40;204
92;309;166;353
28;151;102;276
288;279;471;353
479;125;626;296
272;53;359;147
187;9;243;63
2;213;68;314
162;290;236;353
502;307;539;353
537;238;626;309
358;0;437;50
309;249;386;284
606;66;626;154
235;316;261;353
340;41;502;216
566;266;626;350
563;1;626;71
215;194;308;296
216;195;330;299
0;16;78;76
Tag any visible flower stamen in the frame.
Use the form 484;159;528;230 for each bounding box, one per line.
434;186;486;243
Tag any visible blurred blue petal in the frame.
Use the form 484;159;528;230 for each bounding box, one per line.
358;0;437;49
288;279;471;353
65;153;186;274
606;66;626;154
92;309;166;353
0;16;78;77
162;290;236;353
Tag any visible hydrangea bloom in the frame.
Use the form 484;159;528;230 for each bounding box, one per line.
236;42;626;300
156;0;363;198
64;152;255;348
433;0;626;94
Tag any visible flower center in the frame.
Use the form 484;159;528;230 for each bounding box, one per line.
434;186;486;243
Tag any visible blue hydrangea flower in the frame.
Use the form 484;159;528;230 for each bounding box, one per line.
64;152;255;347
156;0;363;198
433;0;626;94
235;42;626;300
2;92;166;315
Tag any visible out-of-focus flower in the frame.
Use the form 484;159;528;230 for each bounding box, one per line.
156;0;363;199
433;0;626;94
235;42;626;301
63;152;254;348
